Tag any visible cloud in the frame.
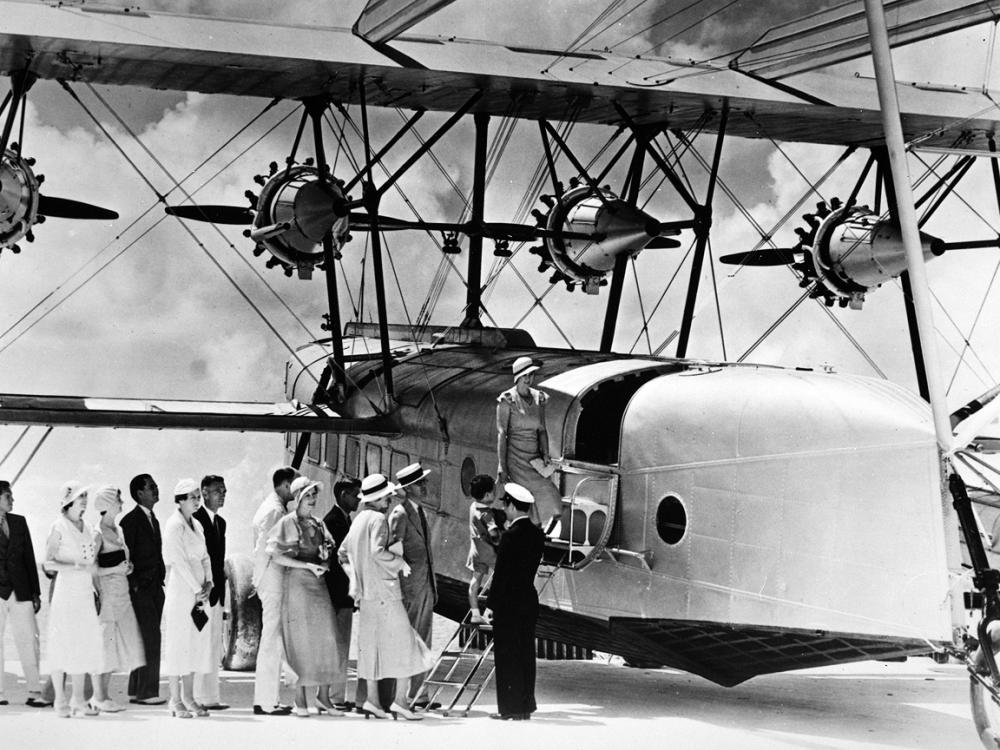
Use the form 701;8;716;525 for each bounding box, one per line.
5;2;1000;548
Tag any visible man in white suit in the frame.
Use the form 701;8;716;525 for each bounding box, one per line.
250;466;298;715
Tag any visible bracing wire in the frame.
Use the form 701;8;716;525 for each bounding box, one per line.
73;83;320;384
0;94;301;356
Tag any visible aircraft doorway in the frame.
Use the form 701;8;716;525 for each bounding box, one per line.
572;368;670;464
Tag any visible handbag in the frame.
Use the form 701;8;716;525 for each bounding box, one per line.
190;602;209;631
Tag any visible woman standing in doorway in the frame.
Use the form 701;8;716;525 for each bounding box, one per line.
497;356;562;533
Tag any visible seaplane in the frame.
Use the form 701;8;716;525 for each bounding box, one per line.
4;0;1000;744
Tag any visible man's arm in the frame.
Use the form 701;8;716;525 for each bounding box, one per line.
20;518;41;605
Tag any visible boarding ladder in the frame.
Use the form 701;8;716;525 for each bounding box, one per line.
411;611;496;716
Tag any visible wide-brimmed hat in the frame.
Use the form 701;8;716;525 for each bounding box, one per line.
512;356;540;382
504;482;535;504
174;478;198;498
395;462;431;488
359;473;397;505
57;481;88;510
291;476;322;499
93;485;121;514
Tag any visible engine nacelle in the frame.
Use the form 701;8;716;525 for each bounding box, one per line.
251;165;349;279
803;206;942;309
0;149;39;250
543;185;662;293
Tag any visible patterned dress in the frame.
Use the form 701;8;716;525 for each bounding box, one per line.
268;513;343;687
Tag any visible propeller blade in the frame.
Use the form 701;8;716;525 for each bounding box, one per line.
37;195;118;221
719;248;799;266
646;236;682;249
164;204;254;225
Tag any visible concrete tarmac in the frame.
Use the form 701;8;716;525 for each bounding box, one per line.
0;656;982;750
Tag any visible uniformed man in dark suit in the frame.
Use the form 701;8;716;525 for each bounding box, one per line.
193;474;228;710
0;479;47;707
485;482;546;721
120;474;167;705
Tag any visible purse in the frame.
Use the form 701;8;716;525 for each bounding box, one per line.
190;602;209;631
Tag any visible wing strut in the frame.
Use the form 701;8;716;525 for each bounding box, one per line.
863;0;951;449
677;104;728;359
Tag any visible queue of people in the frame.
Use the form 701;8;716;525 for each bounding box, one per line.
0;352;555;722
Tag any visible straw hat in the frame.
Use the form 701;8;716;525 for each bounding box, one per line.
395;462;431;488
359;473;397;505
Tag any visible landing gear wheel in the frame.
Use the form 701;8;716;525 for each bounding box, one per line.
221;554;261;671
971;676;1000;749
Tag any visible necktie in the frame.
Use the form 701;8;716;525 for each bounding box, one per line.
417;505;429;539
150;511;160;539
214;515;222;537
0;515;8;539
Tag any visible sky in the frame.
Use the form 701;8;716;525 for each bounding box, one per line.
3;0;1000;551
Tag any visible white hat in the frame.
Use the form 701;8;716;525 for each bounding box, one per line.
291;476;322;499
395;462;431;488
174;478;199;497
359;473;397;505
504;482;535;504
93;485;121;514
57;480;87;509
512;356;540;381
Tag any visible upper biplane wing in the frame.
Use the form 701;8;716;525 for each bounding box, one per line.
3;2;1000;149
733;0;999;79
352;0;458;45
0;393;399;435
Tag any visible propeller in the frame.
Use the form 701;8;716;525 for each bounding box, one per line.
719;248;799;266
645;236;683;250
37;195;118;221
164;204;254;225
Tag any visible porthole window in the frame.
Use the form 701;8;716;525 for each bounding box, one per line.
656;495;687;545
460;456;477;497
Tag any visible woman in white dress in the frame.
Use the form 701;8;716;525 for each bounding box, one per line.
43;482;107;717
339;474;432;721
161;478;213;719
92;485;145;712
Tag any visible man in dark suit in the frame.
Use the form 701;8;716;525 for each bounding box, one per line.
485;483;546;721
389;463;438;708
0;480;46;707
193;474;228;710
322;478;360;711
120;473;167;705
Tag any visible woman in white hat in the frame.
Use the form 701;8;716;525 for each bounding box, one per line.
266;476;343;717
161;478;213;718
496;356;563;532
43;482;105;717
92;485;144;712
339;474;433;721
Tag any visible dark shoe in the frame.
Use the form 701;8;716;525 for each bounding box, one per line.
0;699;8;706
200;703;229;711
131;697;168;705
412;699;442;710
490;712;525;720
253;704;293;716
26;697;52;708
332;701;354;712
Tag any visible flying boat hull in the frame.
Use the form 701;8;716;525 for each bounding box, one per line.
286;326;959;685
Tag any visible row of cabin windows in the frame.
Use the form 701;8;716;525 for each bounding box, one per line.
284;432;411;480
